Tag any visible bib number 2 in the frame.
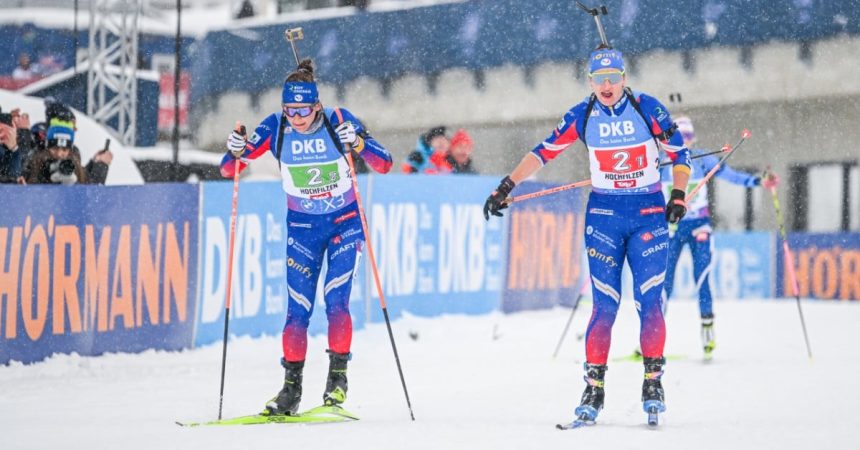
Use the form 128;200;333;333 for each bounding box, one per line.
596;145;647;174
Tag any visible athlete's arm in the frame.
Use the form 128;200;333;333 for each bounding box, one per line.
637;94;691;191
330;108;392;174
220;113;279;178
708;155;760;187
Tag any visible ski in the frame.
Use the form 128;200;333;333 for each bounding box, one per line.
612;351;686;363
643;400;665;428
176;405;359;427
556;414;596;430
556;406;598;430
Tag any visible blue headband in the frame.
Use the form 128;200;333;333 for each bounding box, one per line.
282;81;319;104
588;49;625;73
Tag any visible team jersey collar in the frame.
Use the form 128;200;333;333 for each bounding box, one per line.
595;93;629;117
291;110;324;135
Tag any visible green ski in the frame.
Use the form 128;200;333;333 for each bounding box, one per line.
176;405;359;427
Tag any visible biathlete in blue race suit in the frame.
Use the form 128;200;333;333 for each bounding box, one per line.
659;116;778;359
483;48;692;423
220;59;392;416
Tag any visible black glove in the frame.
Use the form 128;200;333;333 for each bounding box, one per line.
665;189;687;224
483;176;516;220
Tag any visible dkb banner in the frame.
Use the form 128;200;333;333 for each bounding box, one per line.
0;184;199;364
194;180;368;348
365;175;506;321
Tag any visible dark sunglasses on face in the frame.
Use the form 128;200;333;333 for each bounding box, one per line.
283;105;315;118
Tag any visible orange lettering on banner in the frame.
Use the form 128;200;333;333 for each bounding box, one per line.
792;248;812;297
812;250;838;299
163;221;189;323
21;225;49;341
840;250;860;301
556;214;574;288
507;212;525;289
52;225;82;334
538;213;557;290
110;225;134;330
84;226;111;332
136;224;163;326
0;227;23;339
522;213;539;290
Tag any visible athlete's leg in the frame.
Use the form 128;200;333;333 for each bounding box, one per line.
583;204;626;365
322;210;363;355
662;224;685;309
628;217;671;360
690;222;715;318
282;215;326;362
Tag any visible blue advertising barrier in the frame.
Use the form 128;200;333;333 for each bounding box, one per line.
502;181;586;313
365;175;506;322
777;233;860;300
666;231;775;302
0;184;199;364
194;179;368;348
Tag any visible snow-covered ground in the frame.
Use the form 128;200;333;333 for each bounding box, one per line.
1;299;857;450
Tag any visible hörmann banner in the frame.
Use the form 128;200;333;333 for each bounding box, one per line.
0;184;199;364
502;181;586;313
778;233;860;300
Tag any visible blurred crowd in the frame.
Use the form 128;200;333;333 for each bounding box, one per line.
0;99;113;185
402;126;477;175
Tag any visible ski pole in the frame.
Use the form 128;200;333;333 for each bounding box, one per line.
217;123;245;420
765;169;813;359
504;145;731;205
283;27;416;420
552;281;590;359
684;129;751;205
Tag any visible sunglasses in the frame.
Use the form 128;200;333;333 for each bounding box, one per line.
283;105;315;118
589;71;624;85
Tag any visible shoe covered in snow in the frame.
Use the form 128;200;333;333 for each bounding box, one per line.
323;350;350;406
642;357;666;413
701;315;716;360
574;363;607;420
264;359;304;416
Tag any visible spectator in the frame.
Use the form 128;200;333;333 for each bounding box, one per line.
27;100;113;184
446;128;478;174
0;109;22;183
25;120;86;185
402;126;451;174
12;54;35;80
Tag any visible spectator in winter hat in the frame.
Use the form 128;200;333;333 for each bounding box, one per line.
446;128;477;174
25;120;86;185
402;126;452;174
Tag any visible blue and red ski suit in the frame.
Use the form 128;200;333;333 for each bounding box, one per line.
221;107;391;362
531;91;691;364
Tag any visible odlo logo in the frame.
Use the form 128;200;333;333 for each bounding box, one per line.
588;247;618;267
287;257;313;278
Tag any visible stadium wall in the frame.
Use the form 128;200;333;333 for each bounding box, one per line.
1;180;857;364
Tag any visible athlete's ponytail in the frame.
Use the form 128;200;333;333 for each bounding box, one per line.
286;59;315;83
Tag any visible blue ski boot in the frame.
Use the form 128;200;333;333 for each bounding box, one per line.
574;364;607;423
642;357;666;426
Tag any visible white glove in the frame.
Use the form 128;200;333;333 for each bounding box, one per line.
226;129;247;157
335;121;357;146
